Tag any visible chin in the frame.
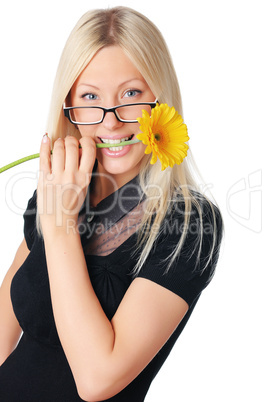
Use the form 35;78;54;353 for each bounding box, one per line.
97;156;143;179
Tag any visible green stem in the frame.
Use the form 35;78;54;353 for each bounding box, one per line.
0;139;142;173
96;138;140;148
0;153;41;174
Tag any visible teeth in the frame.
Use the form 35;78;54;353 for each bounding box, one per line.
109;146;124;151
101;136;130;144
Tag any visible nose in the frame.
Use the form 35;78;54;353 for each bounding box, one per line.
101;109;123;130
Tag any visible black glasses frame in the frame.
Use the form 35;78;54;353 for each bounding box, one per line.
63;101;158;125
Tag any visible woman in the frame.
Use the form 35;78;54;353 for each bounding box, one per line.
0;6;223;401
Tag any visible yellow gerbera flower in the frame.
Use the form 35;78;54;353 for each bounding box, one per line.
137;103;189;171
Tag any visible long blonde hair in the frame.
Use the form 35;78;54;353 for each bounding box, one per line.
36;6;221;274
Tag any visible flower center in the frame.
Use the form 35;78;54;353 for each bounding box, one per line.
154;133;161;141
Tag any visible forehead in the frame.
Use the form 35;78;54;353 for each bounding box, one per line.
73;46;145;88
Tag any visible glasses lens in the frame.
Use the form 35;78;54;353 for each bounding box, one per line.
116;104;153;121
69;107;103;124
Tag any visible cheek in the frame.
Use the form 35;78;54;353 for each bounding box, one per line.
77;126;96;139
136;142;147;158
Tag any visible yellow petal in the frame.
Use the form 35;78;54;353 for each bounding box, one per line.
136;102;190;170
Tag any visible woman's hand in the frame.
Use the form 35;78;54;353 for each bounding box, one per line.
37;134;96;236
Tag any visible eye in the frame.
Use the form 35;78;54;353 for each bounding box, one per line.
82;93;98;101
124;89;142;98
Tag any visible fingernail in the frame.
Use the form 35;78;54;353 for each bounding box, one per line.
42;133;48;143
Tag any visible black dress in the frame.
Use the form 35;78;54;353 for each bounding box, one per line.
0;172;223;401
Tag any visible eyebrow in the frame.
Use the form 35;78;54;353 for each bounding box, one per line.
77;78;144;90
119;78;145;87
77;83;100;90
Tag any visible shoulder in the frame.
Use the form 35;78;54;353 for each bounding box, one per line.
23;189;37;215
171;190;223;261
135;191;223;305
162;191;223;256
156;191;223;251
23;189;38;251
168;190;222;228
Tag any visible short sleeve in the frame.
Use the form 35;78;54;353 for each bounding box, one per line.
23;189;37;251
136;198;223;307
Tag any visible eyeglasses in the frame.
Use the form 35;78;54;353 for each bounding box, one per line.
63;100;158;125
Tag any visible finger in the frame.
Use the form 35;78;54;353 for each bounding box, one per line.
39;133;52;176
65;135;79;171
79;136;97;173
52;137;65;172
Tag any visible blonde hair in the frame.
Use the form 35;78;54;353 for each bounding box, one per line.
36;6;221;274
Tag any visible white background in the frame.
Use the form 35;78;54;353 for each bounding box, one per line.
0;1;266;401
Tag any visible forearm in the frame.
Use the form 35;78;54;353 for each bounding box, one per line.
43;229;116;397
38;135;129;400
